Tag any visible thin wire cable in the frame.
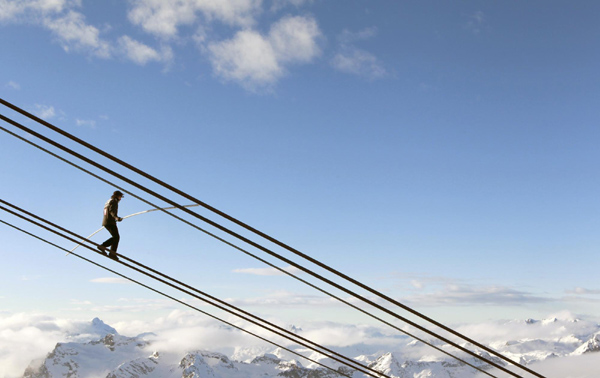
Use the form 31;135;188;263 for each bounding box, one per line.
0;97;544;378
0;219;355;378
0;210;376;378
8;204;469;378
0;127;505;378
0;198;499;378
0;119;524;378
122;204;200;220
0;112;531;377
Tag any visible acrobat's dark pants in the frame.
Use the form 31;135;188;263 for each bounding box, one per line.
101;224;120;252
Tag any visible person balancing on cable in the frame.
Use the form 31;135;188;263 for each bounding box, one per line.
97;190;124;261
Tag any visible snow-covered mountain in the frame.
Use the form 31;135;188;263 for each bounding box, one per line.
23;316;600;378
572;332;600;355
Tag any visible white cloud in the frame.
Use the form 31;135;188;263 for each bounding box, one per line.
567;287;600;295
410;280;424;289
194;0;260;28
404;284;551;307
120;311;290;358
233;265;301;276
43;10;111;58
117;35;170;65
331;47;386;80
521;353;600;378
0;312;118;378
6;81;20;90
2;311;600;378
224;291;335;307
0;314;63;378
0;1;111;58
465;313;600;378
70;299;92;305
1;1;319;86
299;322;402;349
127;0;261;40
33;104;56;119
127;0;197;40
208;29;281;88
390;273;555;307
0;1;187;66
561;295;600;304
331;27;386;80
457;310;582;343
108;309;402;358
208;15;321;90
0;0;22;21
90;277;131;284
268;15;320;63
0;0;77;21
75;118;96;128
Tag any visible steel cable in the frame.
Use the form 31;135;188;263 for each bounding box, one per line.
0;111;531;377
0;218;357;378
8;202;506;378
0;208;398;378
0;97;545;378
0;208;374;378
0;121;499;376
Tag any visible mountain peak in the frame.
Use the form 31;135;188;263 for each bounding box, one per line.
572;333;600;355
251;353;281;365
370;352;404;376
91;317;118;336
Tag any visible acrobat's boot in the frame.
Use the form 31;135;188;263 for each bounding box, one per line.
97;245;108;256
108;247;119;261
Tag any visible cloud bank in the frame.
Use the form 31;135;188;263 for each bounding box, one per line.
0;0;328;90
127;0;261;40
2;310;600;378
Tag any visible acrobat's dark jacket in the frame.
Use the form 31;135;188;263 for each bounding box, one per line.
102;198;119;227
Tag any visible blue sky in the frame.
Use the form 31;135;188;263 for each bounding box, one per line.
1;0;600;337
